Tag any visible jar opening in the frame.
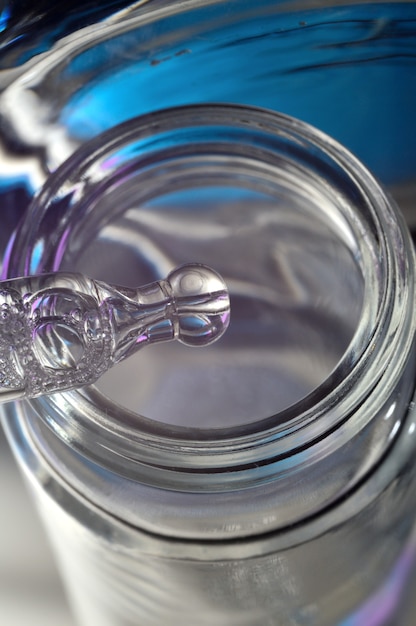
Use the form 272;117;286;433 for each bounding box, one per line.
5;104;415;474
77;170;365;430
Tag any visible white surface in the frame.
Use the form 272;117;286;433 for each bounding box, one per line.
0;423;75;626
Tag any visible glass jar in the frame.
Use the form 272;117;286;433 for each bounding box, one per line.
2;103;416;625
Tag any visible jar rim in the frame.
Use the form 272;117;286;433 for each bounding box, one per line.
5;103;416;490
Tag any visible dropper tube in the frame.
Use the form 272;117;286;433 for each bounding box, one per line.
0;264;230;402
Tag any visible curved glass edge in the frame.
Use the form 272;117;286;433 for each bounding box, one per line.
3;105;415;493
3;381;416;543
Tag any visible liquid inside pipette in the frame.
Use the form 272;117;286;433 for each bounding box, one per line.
0;264;230;403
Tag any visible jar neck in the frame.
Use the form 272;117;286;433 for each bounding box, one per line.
4;104;416;497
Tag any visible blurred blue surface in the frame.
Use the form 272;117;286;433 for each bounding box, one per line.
61;3;416;185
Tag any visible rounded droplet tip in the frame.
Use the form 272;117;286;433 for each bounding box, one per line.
167;263;230;347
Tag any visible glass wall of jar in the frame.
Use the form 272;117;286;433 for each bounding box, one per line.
2;104;416;625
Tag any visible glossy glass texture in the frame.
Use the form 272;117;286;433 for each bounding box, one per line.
2;104;416;626
0;264;230;401
0;1;416;625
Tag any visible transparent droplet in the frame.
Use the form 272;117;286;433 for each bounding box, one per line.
166;264;231;347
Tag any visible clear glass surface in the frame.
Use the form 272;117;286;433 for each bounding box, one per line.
2;104;416;626
0;265;230;401
1;2;416;625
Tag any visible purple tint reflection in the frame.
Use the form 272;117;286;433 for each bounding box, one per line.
340;536;416;626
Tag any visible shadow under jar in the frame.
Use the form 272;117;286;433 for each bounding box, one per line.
2;104;416;626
